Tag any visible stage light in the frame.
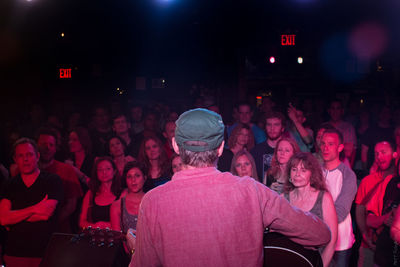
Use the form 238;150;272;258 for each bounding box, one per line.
269;57;275;64
60;33;65;38
298;57;303;64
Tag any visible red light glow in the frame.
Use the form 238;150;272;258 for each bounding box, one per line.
269;57;275;63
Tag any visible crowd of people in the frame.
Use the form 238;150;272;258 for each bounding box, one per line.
1;93;400;267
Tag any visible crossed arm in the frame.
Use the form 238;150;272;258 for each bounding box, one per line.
0;195;58;226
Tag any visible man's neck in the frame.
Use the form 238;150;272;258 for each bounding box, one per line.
39;159;55;170
329;119;342;127
118;132;131;144
324;158;341;171
267;138;280;148
380;165;396;179
21;169;40;187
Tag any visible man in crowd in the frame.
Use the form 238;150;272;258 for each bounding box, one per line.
37;128;83;233
163;120;176;159
361;105;395;171
227;102;266;144
130;108;330;267
287;103;314;152
320;128;357;266
251;111;285;180
90;106;113;156
112;113;140;157
355;141;397;267
0;138;63;267
326;99;357;167
365;163;400;267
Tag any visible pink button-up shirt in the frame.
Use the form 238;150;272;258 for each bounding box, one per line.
131;167;330;267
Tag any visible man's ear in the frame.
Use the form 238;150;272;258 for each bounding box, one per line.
393;151;398;160
338;143;344;153
172;137;179;154
217;141;225;157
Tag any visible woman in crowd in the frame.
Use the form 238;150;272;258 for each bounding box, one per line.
230;150;258;180
171;153;183;174
107;136;135;176
227;123;255;155
138;136;171;192
265;138;300;193
79;157;121;229
284;152;337;267
110;161;145;232
66;127;96;184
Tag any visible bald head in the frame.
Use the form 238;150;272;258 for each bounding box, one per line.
374;141;397;172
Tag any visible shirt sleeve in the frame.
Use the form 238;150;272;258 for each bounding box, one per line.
334;167;357;223
131;194;162;267
258;183;331;247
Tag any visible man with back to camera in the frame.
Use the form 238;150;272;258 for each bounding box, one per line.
320;129;357;267
130;108;331;267
0;138;63;267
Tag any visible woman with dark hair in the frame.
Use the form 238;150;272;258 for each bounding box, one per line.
107;136;135;176
79;157;121;229
110;161;146;232
265;138;300;193
230;150;258;180
284;152;337;267
227;123;255;155
66;127;95;182
138;136;171;192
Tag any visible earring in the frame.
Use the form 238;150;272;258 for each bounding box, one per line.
289;178;292;183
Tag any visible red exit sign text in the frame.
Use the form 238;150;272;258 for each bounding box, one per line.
59;68;71;78
281;35;296;46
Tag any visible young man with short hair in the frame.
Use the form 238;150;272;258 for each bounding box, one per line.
321;129;357;267
251;111;285;181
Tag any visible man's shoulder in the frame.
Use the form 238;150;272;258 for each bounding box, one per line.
337;162;356;177
142;170;260;201
360;172;381;184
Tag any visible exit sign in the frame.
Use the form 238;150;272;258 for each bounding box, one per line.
59;68;71;78
281;35;296;46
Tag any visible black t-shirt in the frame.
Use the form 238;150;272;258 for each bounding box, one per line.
250;141;275;182
374;176;400;267
3;171;63;257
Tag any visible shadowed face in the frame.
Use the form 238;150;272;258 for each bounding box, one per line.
290;161;311;188
14;143;39;175
276;140;294;165
235;154;253;177
126;167;145;193
374;142;395;171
